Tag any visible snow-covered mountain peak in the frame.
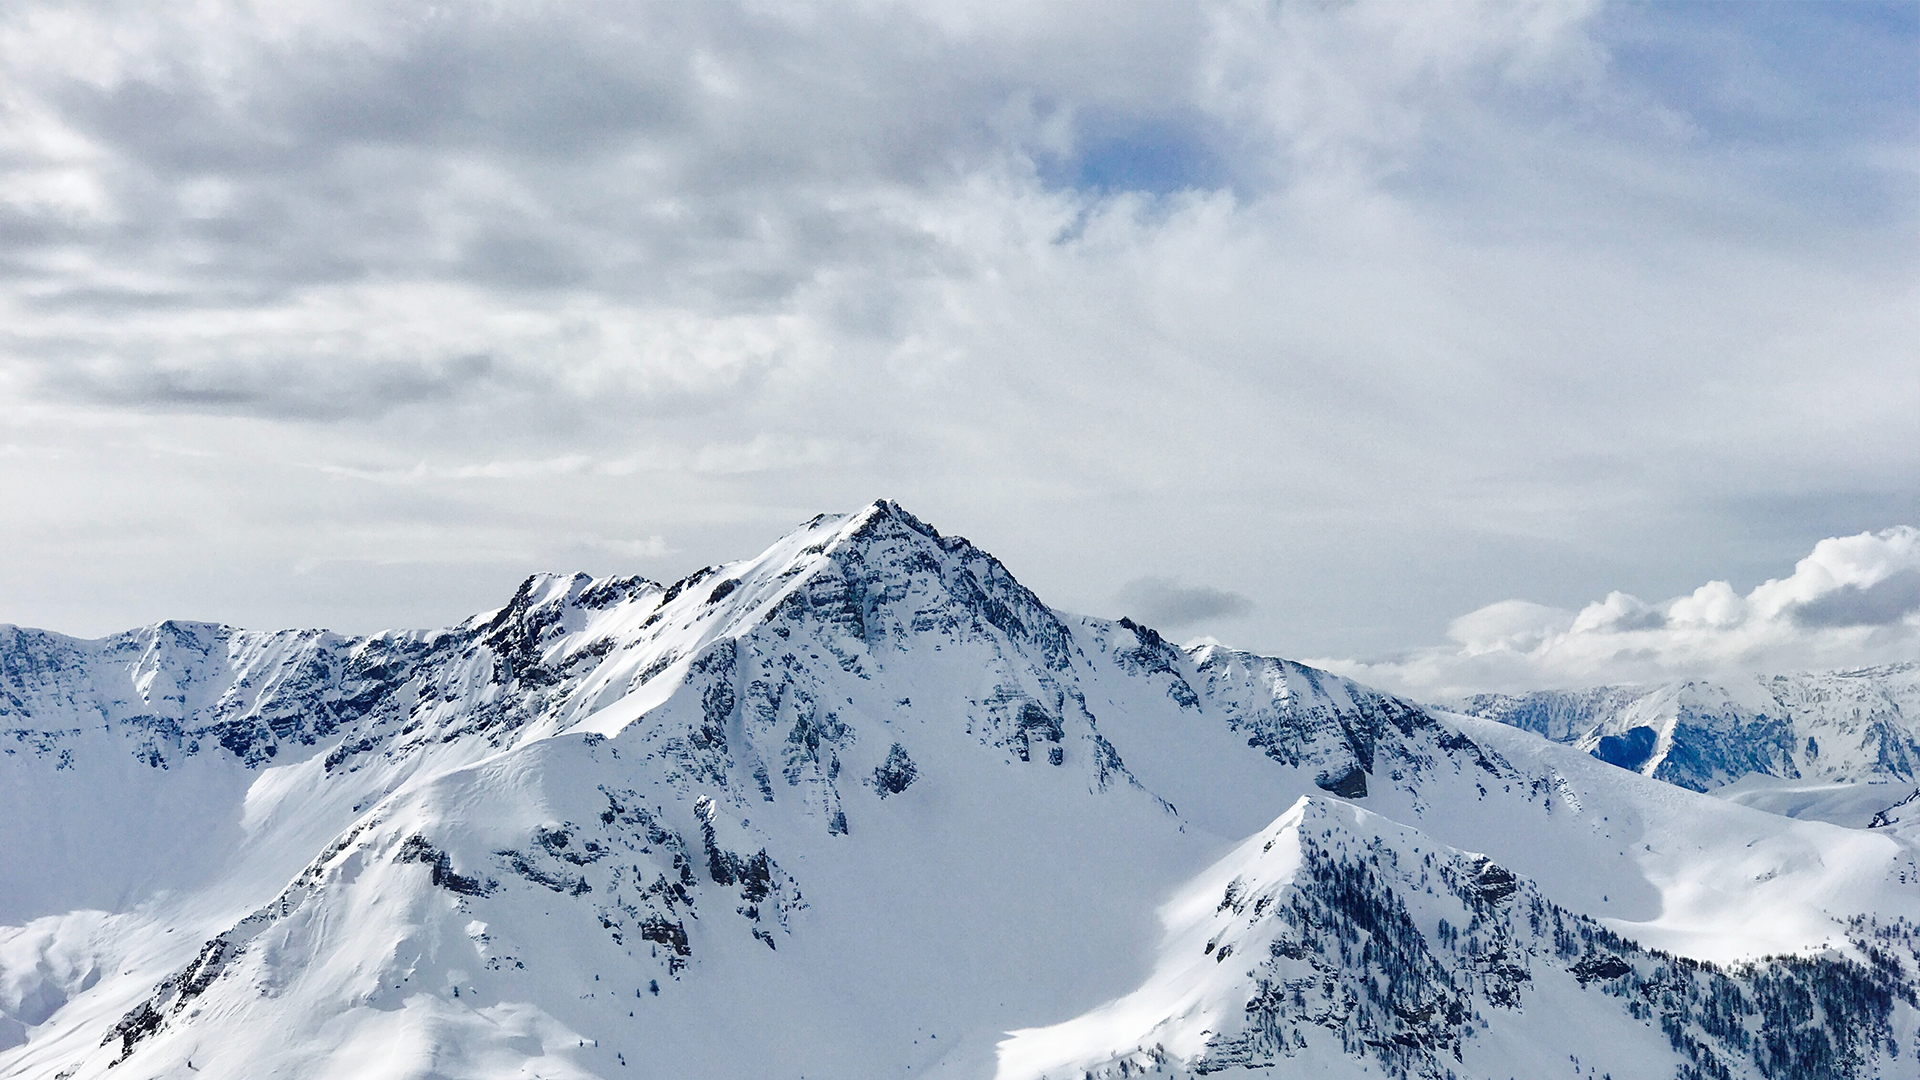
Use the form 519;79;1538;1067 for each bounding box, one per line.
6;504;1920;1080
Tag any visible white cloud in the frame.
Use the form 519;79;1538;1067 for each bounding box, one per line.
588;535;673;560
314;455;595;484
1317;527;1920;700
1447;600;1574;654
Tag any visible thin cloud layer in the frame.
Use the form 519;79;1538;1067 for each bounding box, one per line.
1318;527;1920;699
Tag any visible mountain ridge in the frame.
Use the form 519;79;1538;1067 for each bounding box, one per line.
3;500;1918;1079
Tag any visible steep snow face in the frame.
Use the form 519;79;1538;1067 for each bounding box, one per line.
0;501;1534;1080
999;795;1920;1080
1454;666;1920;794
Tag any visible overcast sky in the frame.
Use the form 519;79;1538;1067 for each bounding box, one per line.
1;2;1915;697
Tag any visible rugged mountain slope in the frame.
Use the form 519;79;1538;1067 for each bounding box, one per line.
2;501;1917;1080
1002;790;1919;1080
1452;670;1920;803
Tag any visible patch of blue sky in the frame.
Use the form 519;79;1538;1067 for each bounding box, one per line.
1592;1;1919;236
1598;1;1918;145
1037;110;1233;198
1387;2;1916;243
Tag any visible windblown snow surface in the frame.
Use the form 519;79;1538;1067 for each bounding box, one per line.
2;502;1917;1080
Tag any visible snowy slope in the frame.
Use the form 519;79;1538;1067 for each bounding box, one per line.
3;501;1917;1080
1708;775;1920;831
999;792;1919;1080
1004;710;1920;1077
1454;667;1920;793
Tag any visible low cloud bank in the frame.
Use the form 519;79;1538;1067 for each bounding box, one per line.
1314;527;1920;700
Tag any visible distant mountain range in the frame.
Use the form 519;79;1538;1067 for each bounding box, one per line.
3;502;1917;1079
1451;667;1920;800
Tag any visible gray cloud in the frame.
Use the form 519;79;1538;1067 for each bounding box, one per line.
37;354;508;422
1116;577;1254;630
1791;569;1920;629
6;5;1208;321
